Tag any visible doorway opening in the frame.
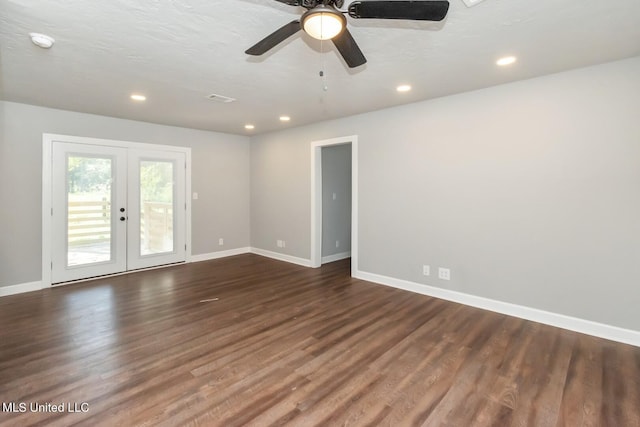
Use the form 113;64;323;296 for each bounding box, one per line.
310;135;358;272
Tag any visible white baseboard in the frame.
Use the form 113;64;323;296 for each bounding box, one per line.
0;281;43;297
322;251;351;264
353;269;640;348
250;248;312;267
190;247;251;263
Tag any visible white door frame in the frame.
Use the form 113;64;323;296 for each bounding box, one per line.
310;135;358;271
42;133;192;288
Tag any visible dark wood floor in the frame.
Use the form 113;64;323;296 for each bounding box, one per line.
1;255;639;426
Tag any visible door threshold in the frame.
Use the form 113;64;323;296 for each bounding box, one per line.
51;261;185;287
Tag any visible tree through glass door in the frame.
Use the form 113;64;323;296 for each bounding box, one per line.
139;160;175;256
67;156;114;266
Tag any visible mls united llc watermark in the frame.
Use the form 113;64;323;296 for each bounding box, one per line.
2;402;89;413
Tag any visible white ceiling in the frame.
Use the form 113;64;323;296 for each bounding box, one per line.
1;0;639;135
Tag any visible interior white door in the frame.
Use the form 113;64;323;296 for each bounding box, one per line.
51;142;187;283
52;143;128;283
127;149;186;270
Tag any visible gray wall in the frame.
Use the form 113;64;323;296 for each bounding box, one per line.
249;135;310;257
321;144;351;259
250;56;640;331
2;56;639;332
0;101;250;288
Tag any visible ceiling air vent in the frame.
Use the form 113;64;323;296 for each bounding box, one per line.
462;0;486;7
207;93;236;103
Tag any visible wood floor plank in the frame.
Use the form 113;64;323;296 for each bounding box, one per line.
1;254;639;426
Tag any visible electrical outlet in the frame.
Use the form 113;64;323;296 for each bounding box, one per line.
336;240;340;248
192;192;199;200
438;268;451;281
218;238;224;246
277;240;283;248
332;192;337;200
423;265;430;276
282;240;286;248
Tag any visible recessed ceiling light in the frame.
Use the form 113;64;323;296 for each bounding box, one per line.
130;94;146;101
496;56;517;66
245;124;255;130
279;116;291;122
396;84;412;92
29;33;55;49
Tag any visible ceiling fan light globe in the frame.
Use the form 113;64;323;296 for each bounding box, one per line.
302;7;346;40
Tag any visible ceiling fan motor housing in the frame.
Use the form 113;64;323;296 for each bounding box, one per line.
300;0;344;8
301;5;347;40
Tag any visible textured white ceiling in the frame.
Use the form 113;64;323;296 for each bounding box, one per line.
1;0;639;135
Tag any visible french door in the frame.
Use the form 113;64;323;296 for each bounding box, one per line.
51;142;186;283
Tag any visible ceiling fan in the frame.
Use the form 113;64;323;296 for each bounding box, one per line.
245;0;450;68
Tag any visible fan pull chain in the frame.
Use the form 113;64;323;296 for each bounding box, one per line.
319;38;328;92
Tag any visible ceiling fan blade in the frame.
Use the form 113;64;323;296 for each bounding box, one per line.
245;20;301;56
348;0;450;21
273;0;302;6
332;28;367;68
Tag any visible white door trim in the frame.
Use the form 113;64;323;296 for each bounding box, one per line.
42;133;192;288
310;135;358;271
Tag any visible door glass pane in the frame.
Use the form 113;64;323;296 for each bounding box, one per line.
140;160;174;256
67;155;113;266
